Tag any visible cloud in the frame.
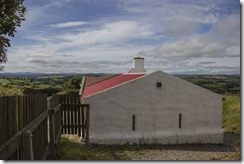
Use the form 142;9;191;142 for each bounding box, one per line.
138;13;240;61
50;21;90;28
198;61;216;65
121;0;219;23
161;18;201;37
3;0;240;75
29;59;49;64
6;41;155;73
94;60;130;65
55;20;154;47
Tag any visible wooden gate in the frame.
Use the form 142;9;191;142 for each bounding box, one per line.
58;95;89;143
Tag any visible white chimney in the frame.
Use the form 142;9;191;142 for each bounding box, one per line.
129;57;146;73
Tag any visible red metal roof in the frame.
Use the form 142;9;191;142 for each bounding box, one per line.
84;77;108;88
81;73;146;99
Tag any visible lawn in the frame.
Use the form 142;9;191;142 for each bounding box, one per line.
222;95;240;135
57;135;145;160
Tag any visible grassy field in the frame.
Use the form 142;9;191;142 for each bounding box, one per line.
57;94;240;160
222;95;240;135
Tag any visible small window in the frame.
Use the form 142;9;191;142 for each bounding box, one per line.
179;113;182;129
132;115;135;131
156;82;162;88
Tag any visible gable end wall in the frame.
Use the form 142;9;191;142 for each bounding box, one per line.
85;71;223;144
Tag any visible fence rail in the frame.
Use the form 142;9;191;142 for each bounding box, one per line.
0;94;62;160
0;94;89;160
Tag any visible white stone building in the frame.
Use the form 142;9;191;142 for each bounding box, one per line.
80;57;223;145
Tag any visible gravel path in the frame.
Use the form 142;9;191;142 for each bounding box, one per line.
62;132;240;160
127;132;240;160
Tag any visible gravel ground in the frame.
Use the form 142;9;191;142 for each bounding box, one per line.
62;132;240;160
127;132;240;160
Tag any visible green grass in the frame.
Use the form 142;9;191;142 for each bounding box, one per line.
0;86;23;96
222;95;240;135
57;135;145;160
0;78;10;85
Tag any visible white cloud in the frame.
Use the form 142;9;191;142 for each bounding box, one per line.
136;13;240;74
3;0;240;74
161;18;201;37
50;21;90;28
139;13;240;60
56;20;154;47
122;0;219;24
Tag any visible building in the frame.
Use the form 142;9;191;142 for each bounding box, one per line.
79;57;223;145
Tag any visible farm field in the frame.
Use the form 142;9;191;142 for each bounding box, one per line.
0;74;240;96
0;73;114;96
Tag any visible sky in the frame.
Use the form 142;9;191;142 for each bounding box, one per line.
1;0;241;74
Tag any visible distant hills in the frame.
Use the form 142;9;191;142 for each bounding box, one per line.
0;72;116;78
0;72;240;78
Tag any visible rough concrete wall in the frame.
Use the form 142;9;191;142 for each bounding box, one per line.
84;71;223;145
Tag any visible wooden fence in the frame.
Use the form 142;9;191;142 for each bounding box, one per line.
59;95;89;142
0;94;62;160
48;94;62;158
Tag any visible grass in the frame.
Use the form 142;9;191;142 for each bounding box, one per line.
0;86;23;96
57;135;145;160
222;95;240;135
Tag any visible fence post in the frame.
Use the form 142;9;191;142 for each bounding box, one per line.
85;106;89;146
49;109;56;159
22;130;34;160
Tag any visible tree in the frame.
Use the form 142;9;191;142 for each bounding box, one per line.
64;77;82;90
0;0;26;70
63;77;82;94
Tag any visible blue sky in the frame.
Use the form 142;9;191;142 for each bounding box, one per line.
2;0;241;74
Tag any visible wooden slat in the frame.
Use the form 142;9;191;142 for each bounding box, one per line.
64;95;66;134
0;107;48;160
2;97;8;144
71;95;74;134
67;96;70;134
74;96;77;135
64;95;67;134
59;95;89;139
23;96;27;127
0;98;3;145
60;95;64;134
27;95;29;124
82;106;85;138
77;104;81;137
18;96;23;131
7;97;11;139
86;107;89;145
0;94;50;160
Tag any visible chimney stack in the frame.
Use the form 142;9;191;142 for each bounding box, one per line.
129;57;146;73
